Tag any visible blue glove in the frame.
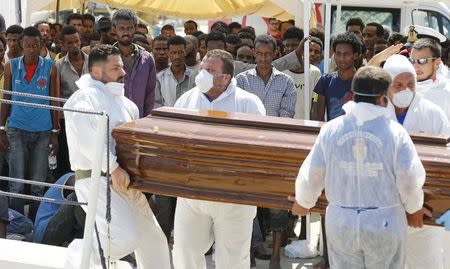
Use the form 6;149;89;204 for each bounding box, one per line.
436;210;450;231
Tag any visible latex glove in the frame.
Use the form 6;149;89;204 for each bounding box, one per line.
436;210;450;231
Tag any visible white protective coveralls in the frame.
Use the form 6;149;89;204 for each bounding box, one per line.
416;76;450;121
172;78;266;269
295;100;425;269
63;74;170;269
384;55;448;269
436;62;450;81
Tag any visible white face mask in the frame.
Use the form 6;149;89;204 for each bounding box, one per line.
105;82;125;96
392;88;414;108
195;69;214;93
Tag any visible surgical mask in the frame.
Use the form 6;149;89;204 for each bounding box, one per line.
392;88;414;108
105;82;125;96
195;69;214;93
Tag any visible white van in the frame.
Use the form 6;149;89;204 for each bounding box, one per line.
322;1;450;38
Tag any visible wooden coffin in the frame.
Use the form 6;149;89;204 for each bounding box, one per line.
112;107;450;226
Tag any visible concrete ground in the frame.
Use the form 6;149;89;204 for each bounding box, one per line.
203;214;325;269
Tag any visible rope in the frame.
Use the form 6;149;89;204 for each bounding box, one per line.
0;176;75;191
106;115;112;268
95;224;108;269
0;99;104;115
0;89;68;103
0;190;87;206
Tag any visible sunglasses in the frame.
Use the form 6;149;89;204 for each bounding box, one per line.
408;57;437;65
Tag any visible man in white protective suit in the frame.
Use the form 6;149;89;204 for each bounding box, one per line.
63;44;170;269
410;38;450;120
171;49;266;269
383;54;449;269
289;66;426;269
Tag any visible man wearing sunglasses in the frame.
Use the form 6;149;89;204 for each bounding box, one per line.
383;54;450;269
411;38;450;120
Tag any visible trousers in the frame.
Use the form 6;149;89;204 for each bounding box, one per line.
172;198;256;269
65;177;170;269
326;204;406;269
405;225;444;269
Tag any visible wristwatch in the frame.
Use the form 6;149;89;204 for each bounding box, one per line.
51;129;60;134
0;126;6;132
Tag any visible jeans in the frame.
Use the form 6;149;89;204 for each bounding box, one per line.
269;208;290;232
7;128;50;220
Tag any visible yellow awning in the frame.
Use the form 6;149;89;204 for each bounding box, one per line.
38;0;300;20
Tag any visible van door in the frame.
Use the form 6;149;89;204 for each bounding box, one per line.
411;9;450;39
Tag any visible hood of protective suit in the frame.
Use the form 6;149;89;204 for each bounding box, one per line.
342;101;390;126
75;74;125;96
383;55;417;82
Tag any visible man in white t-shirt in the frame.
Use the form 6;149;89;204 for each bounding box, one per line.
282;27;321;119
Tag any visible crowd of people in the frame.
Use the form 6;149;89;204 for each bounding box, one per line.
0;7;449;269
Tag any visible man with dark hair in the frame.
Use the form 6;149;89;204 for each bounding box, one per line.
192;30;204;37
136;23;149;35
161;24;175;38
35;21;53;49
283;27;321;119
152;35;169;73
211;21;229;35
373;39;389;56
197;33;207;60
206;31;226;51
310;36;324;71
0;26;59;221
311;32;362;121
413;38;450;120
238;32;255;47
97;17;116;45
279;20;295;37
133;33;151;52
229;22;242;34
388;33;405;46
184;20;198;35
54;25;89;179
236;44;254;64
0;14;5;39
207;30;308;77
346;17;365;39
172;49;265;269
155;35;194;107
50;23;63;53
184;35;199;70
112;9;157;117
66;13;83;33
63;44;170;268
35;21;56;60
236;35;296;269
4;25;23;62
225;34;241;58
240;26;256;36
363;22;385;61
82;14;95;34
290;65;425;269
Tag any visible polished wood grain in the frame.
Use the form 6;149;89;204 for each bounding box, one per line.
113;107;450;226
